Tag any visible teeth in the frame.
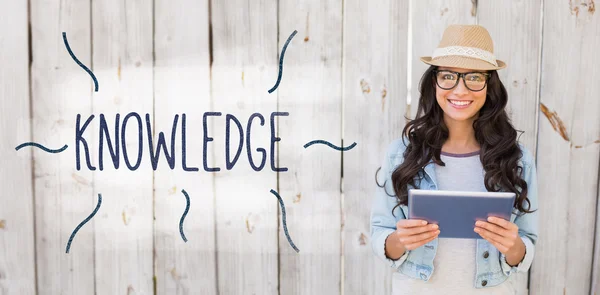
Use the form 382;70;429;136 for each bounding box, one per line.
449;100;472;106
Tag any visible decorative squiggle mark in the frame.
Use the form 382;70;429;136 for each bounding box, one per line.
179;189;191;242
268;30;297;93
15;142;68;153
270;189;299;253
66;193;102;253
62;32;99;92
303;140;357;151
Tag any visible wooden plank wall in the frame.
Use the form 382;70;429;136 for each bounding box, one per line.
531;0;600;294
594;173;600;295
0;1;35;294
210;1;279;294
30;1;94;294
277;1;343;294
342;1;408;295
154;0;217;294
92;0;154;293
1;1;600;295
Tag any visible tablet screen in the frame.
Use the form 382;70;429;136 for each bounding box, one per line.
407;189;516;239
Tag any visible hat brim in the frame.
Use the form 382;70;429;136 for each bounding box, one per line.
420;55;506;71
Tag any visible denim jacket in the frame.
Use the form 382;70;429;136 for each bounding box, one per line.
370;137;539;289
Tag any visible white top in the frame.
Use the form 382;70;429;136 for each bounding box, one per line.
392;151;517;295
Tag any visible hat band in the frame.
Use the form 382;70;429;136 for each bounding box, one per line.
431;46;498;67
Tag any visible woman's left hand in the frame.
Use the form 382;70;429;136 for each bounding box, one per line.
474;216;525;266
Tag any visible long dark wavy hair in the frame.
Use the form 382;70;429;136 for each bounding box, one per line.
378;65;535;217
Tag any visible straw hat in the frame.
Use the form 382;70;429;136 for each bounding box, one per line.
420;24;506;71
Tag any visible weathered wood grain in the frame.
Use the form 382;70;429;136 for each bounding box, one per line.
342;0;409;294
530;1;600;294
277;0;343;294
92;0;154;293
30;0;94;294
0;1;36;294
154;0;217;294
210;0;279;294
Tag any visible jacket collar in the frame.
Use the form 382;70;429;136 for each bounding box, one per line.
422;160;438;189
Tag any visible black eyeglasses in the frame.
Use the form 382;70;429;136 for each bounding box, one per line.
433;69;491;92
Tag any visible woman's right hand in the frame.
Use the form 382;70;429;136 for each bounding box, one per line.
395;219;440;250
385;219;440;260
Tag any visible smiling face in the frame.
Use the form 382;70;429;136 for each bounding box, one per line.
435;66;488;125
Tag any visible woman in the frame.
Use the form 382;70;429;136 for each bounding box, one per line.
370;25;538;294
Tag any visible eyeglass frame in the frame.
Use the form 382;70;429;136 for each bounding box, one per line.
432;69;491;92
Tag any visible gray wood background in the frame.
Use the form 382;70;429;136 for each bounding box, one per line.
1;0;599;294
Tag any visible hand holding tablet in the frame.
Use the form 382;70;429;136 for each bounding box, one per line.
385;218;440;260
395;219;440;250
407;189;516;239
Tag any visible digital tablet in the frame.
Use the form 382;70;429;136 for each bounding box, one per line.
407;189;516;239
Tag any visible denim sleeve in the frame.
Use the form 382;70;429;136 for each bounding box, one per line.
370;139;410;270
500;146;539;275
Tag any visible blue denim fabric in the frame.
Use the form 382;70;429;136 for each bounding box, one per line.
370;137;539;289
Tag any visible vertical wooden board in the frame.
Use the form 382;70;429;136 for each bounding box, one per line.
477;0;542;154
0;1;36;294
92;1;154;294
277;1;343;294
530;1;600;294
30;1;95;294
592;162;600;295
410;0;476;119
210;0;278;294
342;1;408;294
153;1;217;294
